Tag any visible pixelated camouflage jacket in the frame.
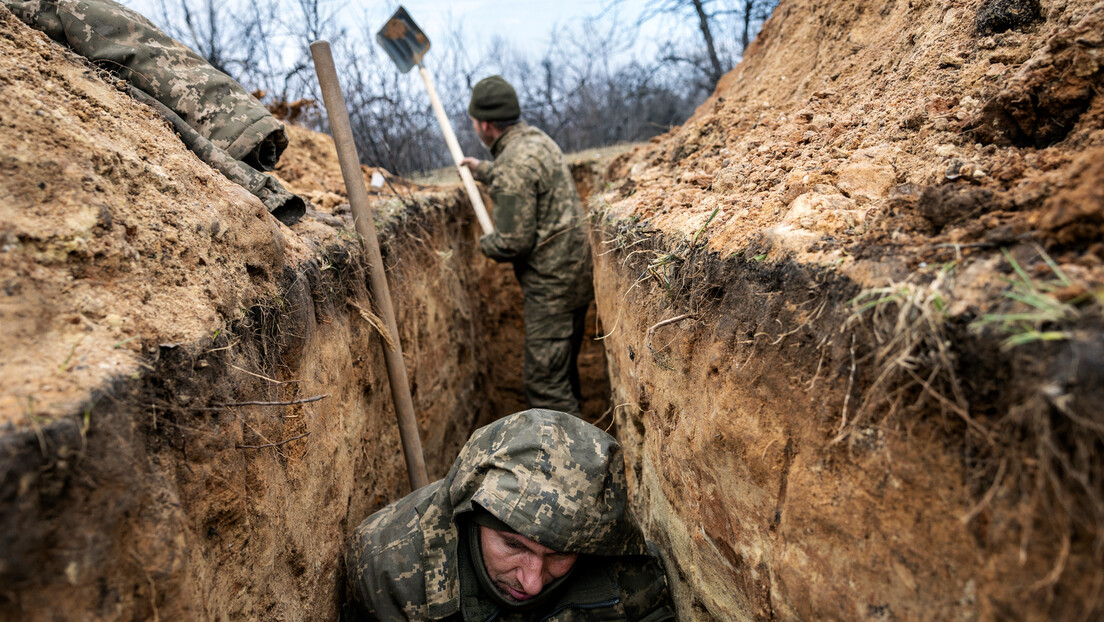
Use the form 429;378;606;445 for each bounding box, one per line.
4;0;304;224
473;124;593;316
347;409;675;621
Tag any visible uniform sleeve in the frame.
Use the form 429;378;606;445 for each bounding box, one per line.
478;157;539;262
471;160;494;184
613;548;677;622
345;504;432;621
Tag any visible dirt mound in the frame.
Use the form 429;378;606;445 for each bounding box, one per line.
274;123;422;214
595;0;1104;619
0;10;285;426
606;0;1103;278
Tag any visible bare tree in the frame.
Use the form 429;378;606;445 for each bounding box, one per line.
153;0;264;80
605;0;778;89
134;0;778;175
738;0;777;51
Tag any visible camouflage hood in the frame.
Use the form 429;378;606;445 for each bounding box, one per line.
418;409;647;617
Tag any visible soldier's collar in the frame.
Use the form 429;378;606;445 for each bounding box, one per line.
490;122;527;157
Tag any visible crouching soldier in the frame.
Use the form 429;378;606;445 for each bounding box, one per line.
346;409;676;621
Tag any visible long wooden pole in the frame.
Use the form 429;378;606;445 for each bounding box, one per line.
418;65;494;235
310;41;429;491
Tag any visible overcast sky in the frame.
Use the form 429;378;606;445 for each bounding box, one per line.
121;0;672;61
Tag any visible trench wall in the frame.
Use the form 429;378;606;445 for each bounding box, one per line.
590;220;1104;621
0;193;519;620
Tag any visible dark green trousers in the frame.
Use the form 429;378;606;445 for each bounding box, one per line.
523;305;588;416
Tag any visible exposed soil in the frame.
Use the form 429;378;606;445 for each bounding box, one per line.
3;0;1103;620
592;0;1104;619
1;8;613;619
0;13;285;426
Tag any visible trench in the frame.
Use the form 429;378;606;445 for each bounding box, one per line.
5;151;1104;621
7;0;1104;617
8;144;1104;621
0;164;616;619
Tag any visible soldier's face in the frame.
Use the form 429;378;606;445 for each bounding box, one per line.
471;117;493;147
478;526;578;600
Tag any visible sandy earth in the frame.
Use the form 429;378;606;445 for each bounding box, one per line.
605;0;1103;282
3;0;1103;620
0;10;299;429
589;0;1104;619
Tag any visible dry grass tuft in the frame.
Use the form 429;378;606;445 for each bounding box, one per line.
845;251;1104;591
838;265;986;443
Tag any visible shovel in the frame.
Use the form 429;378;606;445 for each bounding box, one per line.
311;41;429;491
377;6;494;235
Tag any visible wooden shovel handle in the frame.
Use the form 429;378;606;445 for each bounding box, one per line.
418;66;495;236
310;40;429;491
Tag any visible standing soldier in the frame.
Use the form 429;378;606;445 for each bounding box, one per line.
461;76;593;417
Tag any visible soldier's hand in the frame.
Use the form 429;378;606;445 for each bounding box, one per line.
460;157;481;170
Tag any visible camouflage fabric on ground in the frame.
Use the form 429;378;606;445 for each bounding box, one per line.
347;409;675;621
127;87;304;225
4;0;304;224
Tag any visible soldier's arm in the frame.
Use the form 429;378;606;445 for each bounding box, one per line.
473;160;494;183
460;157;494;184
478;158;539;262
345;505;431;621
614;548;677;622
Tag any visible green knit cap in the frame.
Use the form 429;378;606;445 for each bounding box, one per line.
468;76;521;122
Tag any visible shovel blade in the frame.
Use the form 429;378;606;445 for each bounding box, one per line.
376;6;431;74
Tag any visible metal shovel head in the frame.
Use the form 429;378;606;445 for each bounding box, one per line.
376;6;430;74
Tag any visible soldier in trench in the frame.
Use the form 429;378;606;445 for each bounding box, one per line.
345;409;676;621
460;77;594;417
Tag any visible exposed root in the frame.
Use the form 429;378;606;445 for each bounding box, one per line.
213;394;330;408
230;363;301;385
846;260;1104;584
236;432;311;450
960;458;1007;525
833;334;857;444
349;300;397;352
842;267;975;439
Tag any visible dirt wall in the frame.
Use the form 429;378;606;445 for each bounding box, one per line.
0;11;527;619
0;190;506;620
592;223;1103;620
592;0;1104;619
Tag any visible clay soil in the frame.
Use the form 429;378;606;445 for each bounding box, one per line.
3;0;1104;620
1;8;608;620
592;0;1104;619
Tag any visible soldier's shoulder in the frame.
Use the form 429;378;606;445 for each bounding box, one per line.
351;484;437;562
498;129;561;176
520;126;562;153
348;486;438;617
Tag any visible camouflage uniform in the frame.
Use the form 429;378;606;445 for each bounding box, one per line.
472;124;593;416
347;409;675;621
3;0;304;224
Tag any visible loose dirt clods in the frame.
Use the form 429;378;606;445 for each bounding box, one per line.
3;0;1104;620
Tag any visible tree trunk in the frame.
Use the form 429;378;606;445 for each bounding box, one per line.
691;0;724;86
742;0;756;52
